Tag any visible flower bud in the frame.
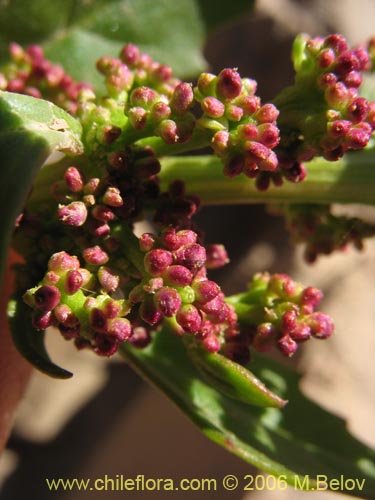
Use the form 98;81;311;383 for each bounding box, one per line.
201;97;225;118
64;166;84;192
83;246;109;265
193;280;220;304
144;249;173;276
58;202;87;227
34;285;61;312
216;69;242;100
277;335;298;357
154;287;182;317
176;304;202;333
205;244;229;269
107;318;131;341
98;266;120;292
163;265;192;286
65;270;83;294
170;82;194;115
174;244;206;272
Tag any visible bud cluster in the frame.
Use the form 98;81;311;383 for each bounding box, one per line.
224;272;334;361
276;33;375;170
281;204;375;263
194;69;281;189
54;146;161;239
23;251;131;356
129;226;237;353
0;43;92;114
23;225;237;357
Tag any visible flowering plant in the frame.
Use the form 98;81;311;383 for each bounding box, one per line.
0;1;374;497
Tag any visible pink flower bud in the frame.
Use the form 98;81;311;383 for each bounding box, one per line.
318;48;335;68
65;270;83;294
144;249;173;276
201;97;225;118
163;265;192;286
282;310;297;332
205;244;229;269
308;312;334;339
257;123;280;148
235;95;260;114
154;287;182;317
49;252;80;272
107;318;131;341
120;43;140;66
328;120;351;138
255;104;279;124
193;280;220;304
344;126;370;149
343;71;362;88
170;82;194;115
157;119;179;144
139;233;156;252
83;246;109;265
130;86;158;109
211;130;230;155
176;304;202;333
346;97;369;123
151;101;171;122
290;324;311;341
58;201;87;227
201;334;221;353
174;244;206;272
128;106;148;129
64;166;85;192
324;34;348;54
301;287;323;308
225;104;243;121
92;205;115;222
98;266;120;292
216;69;242;100
103;187;123;207
277;334;297;357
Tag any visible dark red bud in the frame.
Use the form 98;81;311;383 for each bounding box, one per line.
34;285;61;312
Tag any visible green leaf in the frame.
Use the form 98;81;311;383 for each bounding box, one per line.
120;330;375;498
7;293;72;379
0;90;83;284
185;337;286;408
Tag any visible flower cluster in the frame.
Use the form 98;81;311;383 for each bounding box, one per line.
275;33;375;170
23;251;131;356
23;224;238;356
0;43;91;114
280;204;375;263
5;39;337;367
194;69;281;190
224;272;334;361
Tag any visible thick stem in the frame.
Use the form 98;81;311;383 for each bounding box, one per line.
136;129;212;157
159;151;375;205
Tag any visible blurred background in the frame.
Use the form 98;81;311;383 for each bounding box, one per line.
1;0;374;499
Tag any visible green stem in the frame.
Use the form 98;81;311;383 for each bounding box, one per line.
136;129;212;157
159;151;375;205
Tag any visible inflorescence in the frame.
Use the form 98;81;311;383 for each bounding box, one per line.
8;35;375;362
